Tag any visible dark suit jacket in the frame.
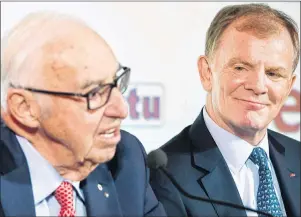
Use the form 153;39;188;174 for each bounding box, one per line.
0;120;166;217
150;110;300;217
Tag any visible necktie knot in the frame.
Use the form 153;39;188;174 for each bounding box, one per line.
54;181;76;217
249;147;268;168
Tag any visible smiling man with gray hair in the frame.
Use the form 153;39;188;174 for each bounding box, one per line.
0;12;165;217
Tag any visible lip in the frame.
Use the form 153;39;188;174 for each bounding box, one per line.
98;124;121;134
236;98;268;110
97;126;121;146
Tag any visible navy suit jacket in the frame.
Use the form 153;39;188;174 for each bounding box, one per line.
150;110;300;217
0;120;166;217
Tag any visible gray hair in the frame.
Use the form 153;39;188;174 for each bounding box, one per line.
1;11;87;110
205;3;300;72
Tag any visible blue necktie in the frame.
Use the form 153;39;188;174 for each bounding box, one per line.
249;147;283;217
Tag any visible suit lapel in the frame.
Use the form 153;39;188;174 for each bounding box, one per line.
268;133;300;217
189;110;247;217
81;163;123;217
1;164;36;216
0;123;36;216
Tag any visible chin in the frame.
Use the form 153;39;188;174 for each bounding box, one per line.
236;118;267;132
89;146;117;164
61;164;96;182
239;110;266;127
105;146;117;161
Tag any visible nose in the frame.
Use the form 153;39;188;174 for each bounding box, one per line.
244;67;268;95
104;87;128;119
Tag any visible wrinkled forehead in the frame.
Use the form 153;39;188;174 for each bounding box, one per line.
38;28;118;91
38;33;118;91
212;23;295;73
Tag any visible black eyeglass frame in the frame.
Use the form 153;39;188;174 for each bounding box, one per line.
10;65;131;110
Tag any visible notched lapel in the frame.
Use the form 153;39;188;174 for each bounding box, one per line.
0;164;36;217
193;150;247;217
269;138;300;217
200;162;247;217
81;163;123;217
190;110;247;217
1;124;35;217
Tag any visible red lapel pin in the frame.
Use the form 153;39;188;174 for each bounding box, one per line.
289;173;296;177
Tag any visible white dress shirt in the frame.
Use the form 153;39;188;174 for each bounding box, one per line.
17;135;87;216
203;108;286;216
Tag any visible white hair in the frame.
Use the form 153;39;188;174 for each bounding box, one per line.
1;11;88;111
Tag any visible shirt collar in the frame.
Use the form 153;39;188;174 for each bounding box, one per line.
16;135;85;205
203;107;269;174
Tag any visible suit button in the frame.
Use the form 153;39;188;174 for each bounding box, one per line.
104;192;109;198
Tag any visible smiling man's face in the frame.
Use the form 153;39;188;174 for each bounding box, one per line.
205;18;296;137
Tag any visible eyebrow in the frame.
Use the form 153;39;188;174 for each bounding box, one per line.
80;79;106;90
265;66;287;74
227;58;255;68
80;63;124;90
80;72;119;90
227;58;288;73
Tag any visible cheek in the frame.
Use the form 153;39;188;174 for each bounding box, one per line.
41;99;101;142
216;74;243;104
267;82;290;106
64;107;105;139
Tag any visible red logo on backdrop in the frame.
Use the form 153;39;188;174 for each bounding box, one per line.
123;83;164;126
274;89;300;133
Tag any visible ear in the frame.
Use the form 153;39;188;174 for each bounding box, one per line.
197;55;212;92
6;88;40;128
286;73;297;97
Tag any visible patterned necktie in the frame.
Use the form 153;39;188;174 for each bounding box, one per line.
54;181;76;217
249;147;283;217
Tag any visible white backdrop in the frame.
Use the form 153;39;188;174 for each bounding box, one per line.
1;2;300;153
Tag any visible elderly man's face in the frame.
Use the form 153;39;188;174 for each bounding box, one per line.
206;23;296;135
33;26;128;179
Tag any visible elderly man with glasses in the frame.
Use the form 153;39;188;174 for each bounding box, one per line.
0;12;165;217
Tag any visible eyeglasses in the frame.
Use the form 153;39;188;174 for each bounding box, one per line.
10;64;131;110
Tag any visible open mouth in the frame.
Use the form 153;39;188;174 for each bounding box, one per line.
99;128;116;138
97;127;121;145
